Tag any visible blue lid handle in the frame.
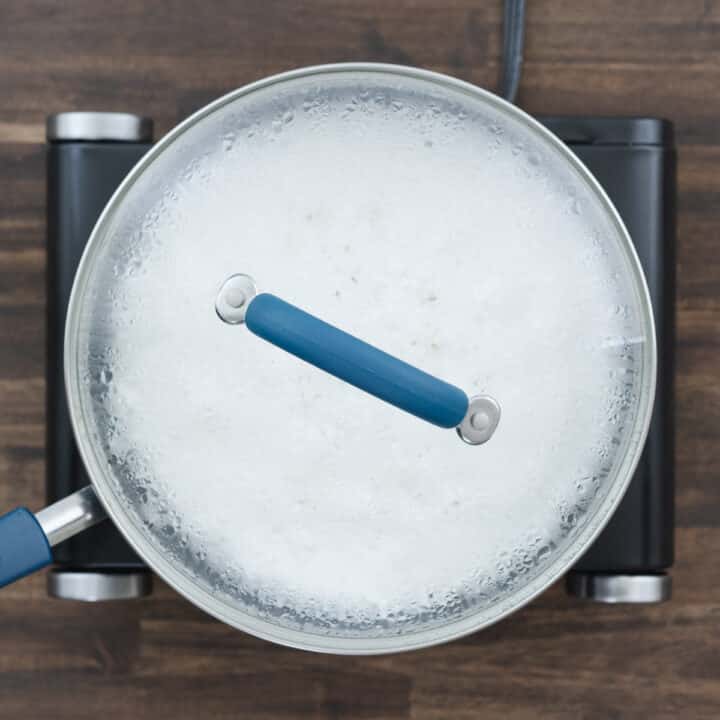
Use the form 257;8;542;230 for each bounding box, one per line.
244;292;469;429
0;508;52;588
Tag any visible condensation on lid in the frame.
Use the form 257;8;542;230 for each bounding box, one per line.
67;66;654;649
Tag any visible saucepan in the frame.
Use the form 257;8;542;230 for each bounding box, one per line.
0;64;655;654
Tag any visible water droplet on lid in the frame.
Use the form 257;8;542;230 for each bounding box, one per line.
536;545;551;561
222;132;236;151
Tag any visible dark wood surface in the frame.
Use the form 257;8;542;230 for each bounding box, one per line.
1;1;719;717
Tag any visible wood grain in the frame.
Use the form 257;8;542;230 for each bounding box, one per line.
0;1;718;717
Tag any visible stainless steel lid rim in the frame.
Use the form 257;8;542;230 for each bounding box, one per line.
64;63;657;654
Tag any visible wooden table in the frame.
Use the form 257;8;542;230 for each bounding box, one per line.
1;2;718;717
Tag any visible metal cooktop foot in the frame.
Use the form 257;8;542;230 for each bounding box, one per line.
566;573;671;603
47;570;152;601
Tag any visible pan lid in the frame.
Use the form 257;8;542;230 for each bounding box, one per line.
66;65;655;653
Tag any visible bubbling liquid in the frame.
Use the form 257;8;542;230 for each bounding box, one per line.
76;71;649;640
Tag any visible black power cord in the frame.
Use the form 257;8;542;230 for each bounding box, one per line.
500;0;526;104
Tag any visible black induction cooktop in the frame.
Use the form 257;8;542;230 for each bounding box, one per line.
45;111;674;603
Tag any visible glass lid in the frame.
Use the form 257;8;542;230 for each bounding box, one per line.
66;65;655;653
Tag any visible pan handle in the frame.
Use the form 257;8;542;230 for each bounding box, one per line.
0;486;106;588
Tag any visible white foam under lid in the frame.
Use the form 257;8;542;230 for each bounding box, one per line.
71;68;653;643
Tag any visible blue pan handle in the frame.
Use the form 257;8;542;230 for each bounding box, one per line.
245;293;469;429
0;487;106;589
0;508;52;587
